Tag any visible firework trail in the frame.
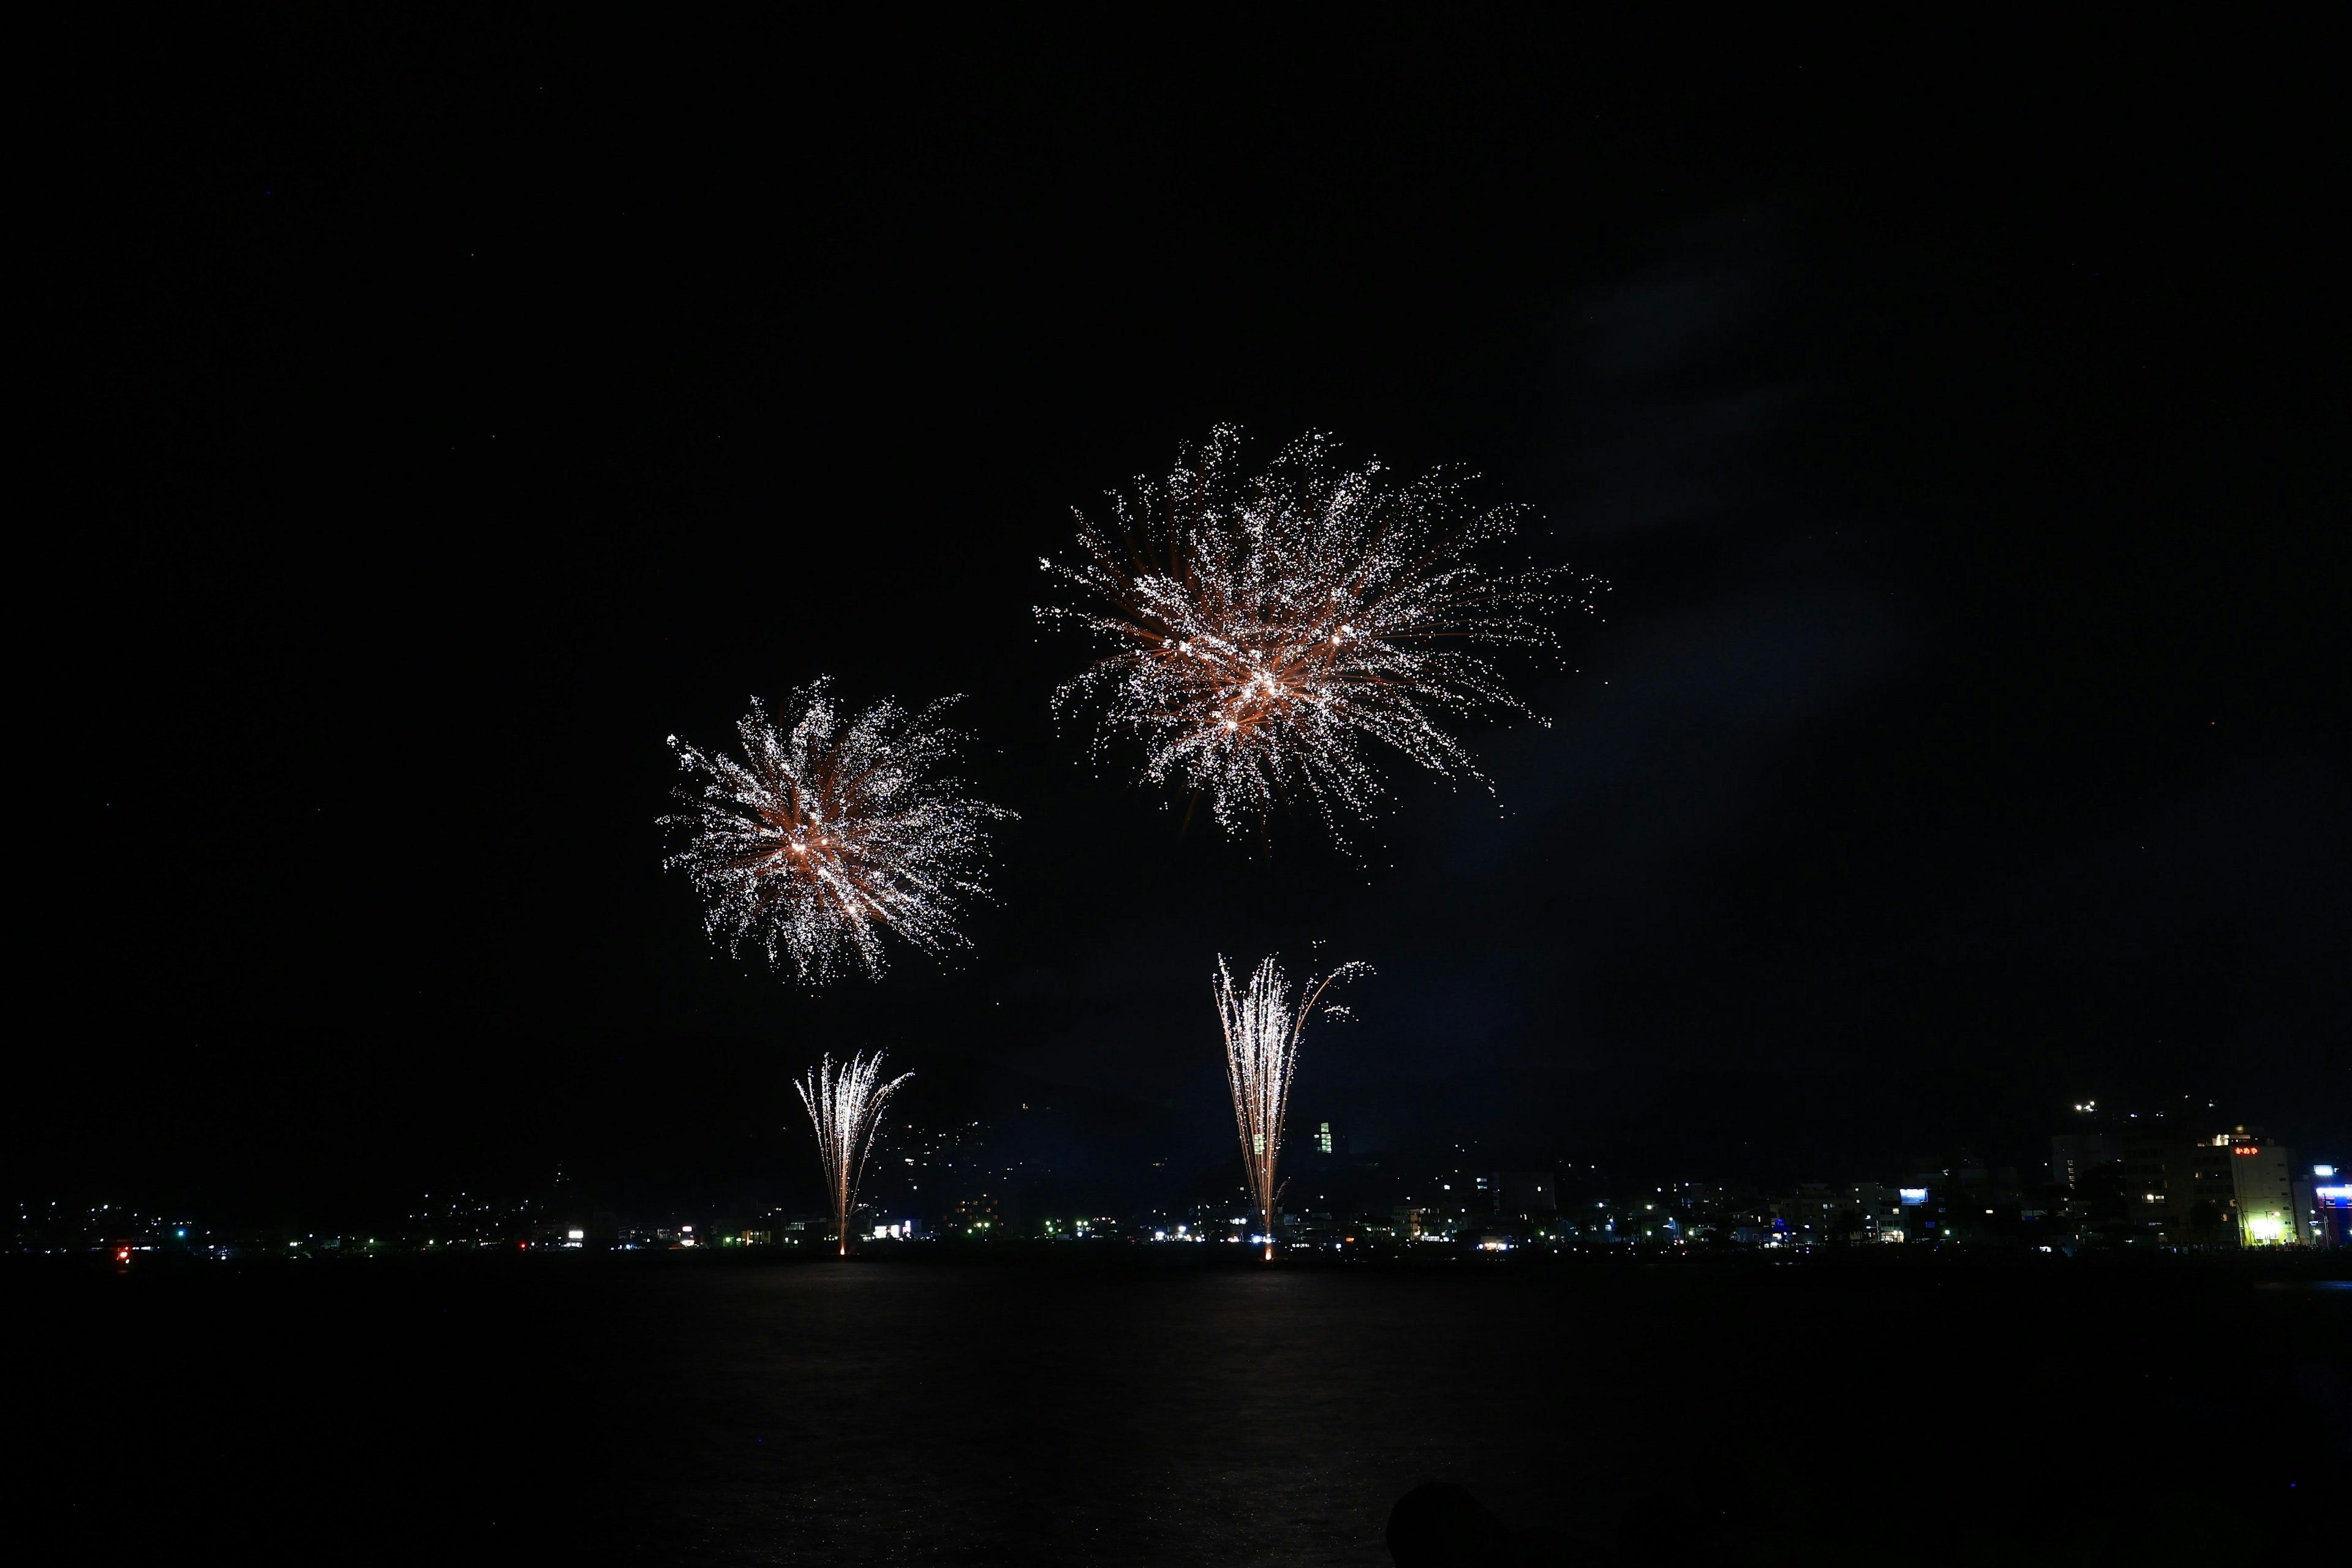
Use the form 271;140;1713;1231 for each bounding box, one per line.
1215;954;1370;1259
663;680;1013;984
796;1051;913;1256
1038;426;1600;839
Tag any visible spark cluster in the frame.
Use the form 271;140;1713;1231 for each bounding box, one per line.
796;1051;913;1256
663;680;1012;984
1038;426;1599;837
1215;954;1370;1259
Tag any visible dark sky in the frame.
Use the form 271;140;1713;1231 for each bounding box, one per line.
28;18;2346;1215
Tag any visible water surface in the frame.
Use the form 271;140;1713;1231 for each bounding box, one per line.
23;1253;2346;1563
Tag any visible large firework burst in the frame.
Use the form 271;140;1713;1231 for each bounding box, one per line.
1215;954;1370;1259
1038;426;1598;837
796;1051;912;1256
662;680;1012;984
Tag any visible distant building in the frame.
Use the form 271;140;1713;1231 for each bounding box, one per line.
1842;1184;1904;1242
2222;1134;2298;1246
1774;1185;1837;1245
2114;1129;2176;1238
1896;1182;1927;1236
2297;1167;2349;1248
946;1194;1003;1238
2165;1138;2244;1245
2090;1123;2302;1246
1489;1172;1558;1214
1391;1205;1462;1241
2050;1132;2118;1188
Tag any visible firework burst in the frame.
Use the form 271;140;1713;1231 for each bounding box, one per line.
796;1051;912;1256
663;680;1012;984
1215;954;1370;1259
1038;426;1599;837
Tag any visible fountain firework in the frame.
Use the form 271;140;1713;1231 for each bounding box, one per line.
795;1051;913;1257
663;679;1012;983
1215;955;1370;1259
1038;426;1600;840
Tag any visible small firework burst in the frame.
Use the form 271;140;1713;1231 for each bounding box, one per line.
1215;954;1370;1259
1038;426;1599;838
662;680;1012;984
796;1050;912;1256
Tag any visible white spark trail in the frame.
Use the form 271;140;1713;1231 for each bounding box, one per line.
1215;954;1370;1259
796;1051;913;1256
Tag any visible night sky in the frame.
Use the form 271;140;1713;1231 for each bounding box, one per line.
29;20;2345;1218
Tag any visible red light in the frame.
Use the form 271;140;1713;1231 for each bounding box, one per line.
2233;1147;2259;1156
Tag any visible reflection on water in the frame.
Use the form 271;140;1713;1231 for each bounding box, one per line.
589;1259;2345;1562
20;1255;2347;1564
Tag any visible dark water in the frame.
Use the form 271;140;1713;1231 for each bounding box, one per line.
18;1254;2348;1564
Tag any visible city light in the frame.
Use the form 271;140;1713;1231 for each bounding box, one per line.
39;1101;2326;1271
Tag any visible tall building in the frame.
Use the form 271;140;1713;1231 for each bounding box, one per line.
2114;1129;2178;1241
2164;1137;2244;1245
2220;1134;2299;1246
2101;1120;2301;1246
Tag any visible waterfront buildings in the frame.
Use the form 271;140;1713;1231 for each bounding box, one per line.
2298;1167;2350;1249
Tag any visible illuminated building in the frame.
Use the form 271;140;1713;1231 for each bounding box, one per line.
2219;1133;2299;1246
2296;1166;2349;1249
1895;1184;1930;1242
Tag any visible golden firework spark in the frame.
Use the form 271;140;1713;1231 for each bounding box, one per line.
1039;426;1600;838
663;680;1013;984
796;1051;912;1257
1215;954;1370;1259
